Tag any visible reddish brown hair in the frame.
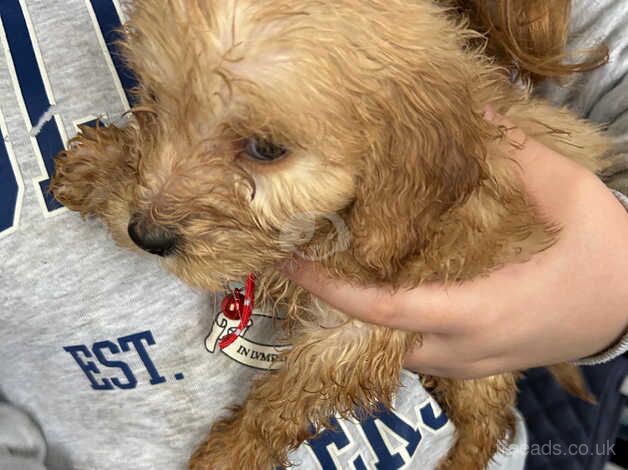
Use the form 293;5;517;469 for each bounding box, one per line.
450;0;608;83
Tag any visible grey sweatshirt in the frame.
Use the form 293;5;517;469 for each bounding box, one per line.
0;1;625;469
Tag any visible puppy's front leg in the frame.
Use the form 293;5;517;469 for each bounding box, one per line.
190;318;417;470
51;123;137;245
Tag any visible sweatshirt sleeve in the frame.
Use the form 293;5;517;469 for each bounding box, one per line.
0;403;47;470
538;0;628;196
574;190;628;366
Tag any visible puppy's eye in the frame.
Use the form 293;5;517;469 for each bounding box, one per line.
245;137;287;162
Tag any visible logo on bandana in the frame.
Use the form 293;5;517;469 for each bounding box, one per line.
205;294;290;370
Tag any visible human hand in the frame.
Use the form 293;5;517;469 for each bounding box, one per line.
282;110;628;379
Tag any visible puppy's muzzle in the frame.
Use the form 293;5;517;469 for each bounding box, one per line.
128;216;179;257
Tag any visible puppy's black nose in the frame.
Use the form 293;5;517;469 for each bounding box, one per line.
128;218;178;257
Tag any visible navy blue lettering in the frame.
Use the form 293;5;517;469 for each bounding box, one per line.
0;122;19;235
65;331;170;390
353;457;368;470
308;417;367;470
118;330;166;385
0;0;134;226
89;0;138;107
63;344;113;390
420;403;448;431
360;405;422;470
0;0;64;211
308;418;350;468
92;340;137;389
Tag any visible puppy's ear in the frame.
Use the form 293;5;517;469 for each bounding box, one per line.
349;65;491;280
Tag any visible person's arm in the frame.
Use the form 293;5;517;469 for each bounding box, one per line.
539;0;628;196
0;402;47;470
575;188;628;366
519;0;628;364
283;111;628;379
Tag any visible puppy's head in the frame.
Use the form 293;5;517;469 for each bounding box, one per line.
122;0;492;290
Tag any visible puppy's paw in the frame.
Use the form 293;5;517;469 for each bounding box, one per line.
51;123;132;216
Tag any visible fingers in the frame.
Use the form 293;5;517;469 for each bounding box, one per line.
402;334;483;379
279;109;538;337
282;260;471;333
281;105;628;378
402;334;516;379
403;346;496;379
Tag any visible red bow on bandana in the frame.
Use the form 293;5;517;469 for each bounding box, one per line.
219;273;256;350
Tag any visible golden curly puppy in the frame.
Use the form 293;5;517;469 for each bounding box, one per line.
52;1;607;468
